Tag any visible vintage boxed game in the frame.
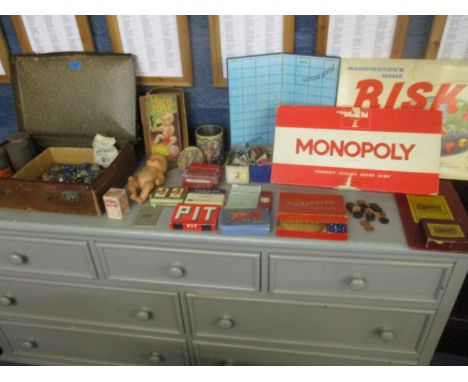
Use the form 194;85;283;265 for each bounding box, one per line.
276;192;348;241
396;180;468;253
184;189;226;206
420;219;467;248
0;52;137;215
337;58;468;181
139;87;189;169
169;203;221;231
271;105;442;195
218;208;271;236
150;187;188;207
182;163;222;190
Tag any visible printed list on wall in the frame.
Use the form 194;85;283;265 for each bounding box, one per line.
326;15;397;58
438;15;468;60
219;15;284;78
0;60;5;76
22;15;84;53
117;15;183;77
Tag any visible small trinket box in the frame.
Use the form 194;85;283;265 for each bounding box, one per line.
225;146;272;184
225;148;250;184
182;163;222;189
103;188;130;219
248;146;272;183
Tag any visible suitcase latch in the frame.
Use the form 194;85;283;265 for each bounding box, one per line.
61;191;80;203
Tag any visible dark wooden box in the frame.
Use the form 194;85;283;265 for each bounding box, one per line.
0;53;138;215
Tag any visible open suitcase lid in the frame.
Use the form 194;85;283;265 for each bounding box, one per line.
10;52;137;150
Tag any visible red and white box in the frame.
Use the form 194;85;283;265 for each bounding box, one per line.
103;188;130;219
169;203;221;231
271;105;442;195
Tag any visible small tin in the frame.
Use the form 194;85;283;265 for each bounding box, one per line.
195;125;224;164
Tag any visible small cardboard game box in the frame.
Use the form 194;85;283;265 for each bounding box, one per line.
169;204;221;231
0;53;137;215
150;187;188;207
271;105;442;195
276;192;348;241
219;208;271;236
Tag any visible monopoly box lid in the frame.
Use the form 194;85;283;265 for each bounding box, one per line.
271;105;442;195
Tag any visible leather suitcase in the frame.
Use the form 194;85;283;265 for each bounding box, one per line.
0;52;138;215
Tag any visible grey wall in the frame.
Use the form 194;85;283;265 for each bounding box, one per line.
0;15;434;144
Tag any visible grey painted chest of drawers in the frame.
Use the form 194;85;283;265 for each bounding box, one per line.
0;184;467;366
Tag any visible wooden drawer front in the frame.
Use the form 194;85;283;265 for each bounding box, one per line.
0;322;188;365
96;242;260;292
187;294;434;357
193;341;416;366
0;235;96;279
269;254;453;304
0;278;183;335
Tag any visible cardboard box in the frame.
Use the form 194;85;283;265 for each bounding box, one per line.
219;208;271;235
169;204;221;231
150;187;188;207
271;105;442;195
103;187;130;219
276;192;348;241
225;146;272;184
0;53;138;215
225;149;250;185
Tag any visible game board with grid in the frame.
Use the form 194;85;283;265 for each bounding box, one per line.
228;53;340;146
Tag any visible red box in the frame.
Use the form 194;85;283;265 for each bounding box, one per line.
271;105;442;195
182;163;222;190
276;192;348;241
169;203;221;231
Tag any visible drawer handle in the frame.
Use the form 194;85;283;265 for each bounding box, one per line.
168;264;185;279
9;252;28;265
348;277;367;292
148;351;164;363
135;309;153;321
21;340;37;350
218;316;235;329
0;295;16;307
379;329;396;342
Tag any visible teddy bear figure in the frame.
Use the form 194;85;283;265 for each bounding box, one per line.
127;154;168;204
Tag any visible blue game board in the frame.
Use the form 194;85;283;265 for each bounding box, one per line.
228;54;340;146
